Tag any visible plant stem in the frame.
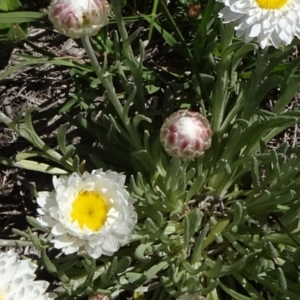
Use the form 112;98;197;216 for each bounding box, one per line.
81;35;124;118
81;35;143;150
110;0;145;112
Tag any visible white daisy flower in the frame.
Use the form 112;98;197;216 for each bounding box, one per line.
37;169;137;259
0;250;51;300
217;0;300;48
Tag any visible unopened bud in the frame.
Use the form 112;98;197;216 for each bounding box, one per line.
48;0;110;39
160;110;212;159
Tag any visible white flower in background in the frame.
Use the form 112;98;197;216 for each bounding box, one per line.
217;0;300;48
48;0;110;39
0;250;50;300
37;169;137;259
160;110;212;159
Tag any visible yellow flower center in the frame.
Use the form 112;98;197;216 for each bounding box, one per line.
256;0;288;9
71;191;109;231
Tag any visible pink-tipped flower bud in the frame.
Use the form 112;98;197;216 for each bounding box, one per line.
48;0;110;39
160;110;212;159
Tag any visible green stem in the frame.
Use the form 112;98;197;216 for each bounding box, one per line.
81;35;124;118
110;0;131;51
110;0;145;112
81;35;143;150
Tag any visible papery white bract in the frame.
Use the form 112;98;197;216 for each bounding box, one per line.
37;169;137;259
0;250;50;300
217;0;300;48
48;0;110;39
160;110;212;159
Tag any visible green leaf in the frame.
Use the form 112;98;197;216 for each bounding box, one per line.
219;282;252;300
191;224;209;264
26;216;50;233
250;156;260;189
0;11;45;23
200;280;220;297
218;255;248;277
123;27;142;52
0;57;79;81
81;258;96;288
41;248;58;275
135;242;152;263
57;124;68;155
226;202;244;231
145;84;160;95
6;22;28;41
132;114;152;128
231;43;258;72
101;257;118;283
204;256;224;278
116;256;131;274
0;156;69;175
121;0;126;8
183;209;203;248
202;219;230;249
144;261;169;281
265;242;279;258
280;200;300;227
275;268;287;299
144;218;159;234
181;257;207;275
273;78;300;114
126;272;145;284
27;227;42;251
185;174;206;202
0;0;21;11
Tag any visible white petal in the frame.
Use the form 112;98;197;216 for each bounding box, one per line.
0;250;50;300
218;0;300;48
51;222;67;235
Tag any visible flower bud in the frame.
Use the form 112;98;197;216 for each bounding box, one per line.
48;0;110;39
160;110;212;159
